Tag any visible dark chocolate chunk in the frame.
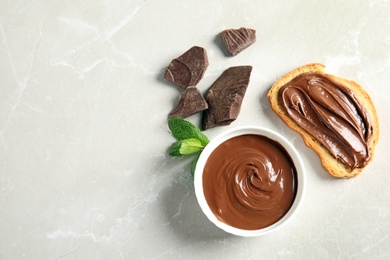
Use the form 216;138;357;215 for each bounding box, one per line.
220;27;256;56
164;46;209;89
169;86;208;119
203;66;252;130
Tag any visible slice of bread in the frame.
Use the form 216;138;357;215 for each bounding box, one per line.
268;63;379;178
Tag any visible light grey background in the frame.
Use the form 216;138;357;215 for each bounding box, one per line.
1;0;389;259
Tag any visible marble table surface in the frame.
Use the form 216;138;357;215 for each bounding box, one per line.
1;0;390;259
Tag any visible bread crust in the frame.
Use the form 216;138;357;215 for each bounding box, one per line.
268;63;379;178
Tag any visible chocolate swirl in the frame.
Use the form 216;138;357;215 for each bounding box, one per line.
203;135;297;230
279;72;373;170
229;152;283;212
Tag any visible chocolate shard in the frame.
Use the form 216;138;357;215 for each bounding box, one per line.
164;46;209;89
203;66;252;130
220;27;256;56
169;86;208;118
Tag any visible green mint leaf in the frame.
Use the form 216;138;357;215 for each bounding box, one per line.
168;118;209;146
168;141;183;156
191;152;201;176
168;138;204;157
179;138;204;154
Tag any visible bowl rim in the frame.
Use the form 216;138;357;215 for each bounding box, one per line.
194;125;305;237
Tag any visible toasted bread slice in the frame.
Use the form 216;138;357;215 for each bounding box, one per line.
268;63;379;178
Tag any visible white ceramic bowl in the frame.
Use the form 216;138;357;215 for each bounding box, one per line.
194;126;305;237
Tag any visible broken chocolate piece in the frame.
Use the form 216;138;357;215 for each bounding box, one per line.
169;86;208;119
220;27;256;56
164;46;209;89
202;66;252;130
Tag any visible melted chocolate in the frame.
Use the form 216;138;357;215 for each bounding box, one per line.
203;134;297;230
278;72;373;170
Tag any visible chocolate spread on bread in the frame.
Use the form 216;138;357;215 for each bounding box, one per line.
278;72;373;170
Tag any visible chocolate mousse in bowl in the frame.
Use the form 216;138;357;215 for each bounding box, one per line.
194;126;305;236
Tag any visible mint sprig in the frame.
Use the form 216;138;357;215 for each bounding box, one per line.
169;138;204;156
168;118;209;146
191;152;201;175
168;118;209;175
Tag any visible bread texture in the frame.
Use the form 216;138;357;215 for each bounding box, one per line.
268;63;379;178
